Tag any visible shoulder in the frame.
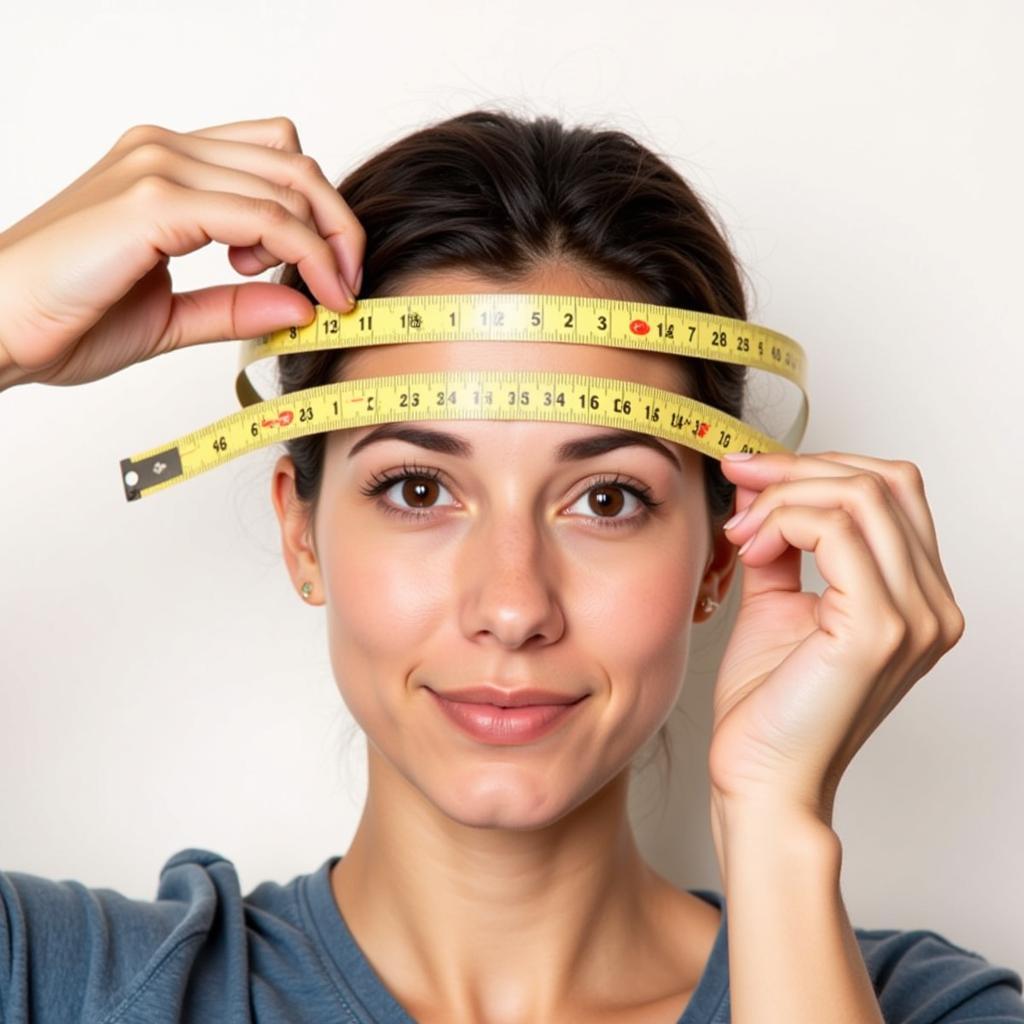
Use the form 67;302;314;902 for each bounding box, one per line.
853;923;1024;1022
0;848;312;1024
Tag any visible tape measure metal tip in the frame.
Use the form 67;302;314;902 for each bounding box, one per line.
120;449;183;502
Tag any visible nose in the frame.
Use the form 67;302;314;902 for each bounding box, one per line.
456;507;566;649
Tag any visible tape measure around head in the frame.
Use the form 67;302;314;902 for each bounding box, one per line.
118;293;809;502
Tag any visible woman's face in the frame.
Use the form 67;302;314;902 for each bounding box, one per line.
279;267;722;830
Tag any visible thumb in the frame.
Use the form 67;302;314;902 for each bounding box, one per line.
160;282;315;351
734;482;803;601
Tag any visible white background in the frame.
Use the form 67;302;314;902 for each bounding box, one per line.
1;0;1021;974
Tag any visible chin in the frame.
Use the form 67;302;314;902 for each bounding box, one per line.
425;768;585;831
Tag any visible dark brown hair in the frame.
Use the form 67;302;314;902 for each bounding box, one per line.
273;108;750;788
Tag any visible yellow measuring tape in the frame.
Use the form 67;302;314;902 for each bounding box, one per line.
119;293;809;502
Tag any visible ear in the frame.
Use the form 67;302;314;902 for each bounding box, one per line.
693;516;740;623
270;454;323;605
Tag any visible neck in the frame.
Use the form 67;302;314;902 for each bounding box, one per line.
330;743;679;1023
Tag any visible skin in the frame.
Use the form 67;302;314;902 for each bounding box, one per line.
271;262;741;1023
3;113;966;1021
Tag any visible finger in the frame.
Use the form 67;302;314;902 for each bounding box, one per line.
228;242;281;275
130;148;318;232
118;148;339;285
184;114;306;151
723;451;963;644
175;126;365;291
729;481;797;590
728;474;931;627
179;119;321;281
733;483;758;518
157;281;315;353
724;451;944;581
130;177;352;314
739;504;902;651
72;117;307;201
0;118;334;258
807;451;948;589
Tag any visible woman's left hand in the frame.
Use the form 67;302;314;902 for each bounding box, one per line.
707;450;966;828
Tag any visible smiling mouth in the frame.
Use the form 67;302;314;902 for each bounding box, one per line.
426;689;590;745
425;685;589;708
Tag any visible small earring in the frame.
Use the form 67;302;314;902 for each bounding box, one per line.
300;581;313;601
701;595;720;615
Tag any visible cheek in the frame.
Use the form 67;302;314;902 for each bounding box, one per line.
591;539;699;643
602;544;700;720
327;532;444;642
562;511;703;650
575;538;702;744
320;525;449;723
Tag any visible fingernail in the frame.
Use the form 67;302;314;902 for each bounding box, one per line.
353;266;363;295
338;274;356;308
738;534;755;556
723;507;749;531
723;451;755;461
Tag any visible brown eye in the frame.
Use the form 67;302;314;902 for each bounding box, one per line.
588;485;625;517
401;477;441;508
565;476;658;530
359;464;458;522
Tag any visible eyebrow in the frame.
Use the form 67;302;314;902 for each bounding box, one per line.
346;422;684;472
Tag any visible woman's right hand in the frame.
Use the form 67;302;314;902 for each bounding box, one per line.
0;116;365;391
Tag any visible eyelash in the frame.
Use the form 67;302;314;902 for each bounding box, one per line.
357;459;663;530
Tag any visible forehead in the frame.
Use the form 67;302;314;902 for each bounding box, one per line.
341;264;690;393
328;266;696;466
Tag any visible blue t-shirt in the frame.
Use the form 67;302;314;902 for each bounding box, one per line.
1;847;1022;1023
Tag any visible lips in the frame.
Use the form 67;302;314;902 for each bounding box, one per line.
427;688;589;745
426;685;587;708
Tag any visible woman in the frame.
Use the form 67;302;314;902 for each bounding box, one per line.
0;112;1020;1024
